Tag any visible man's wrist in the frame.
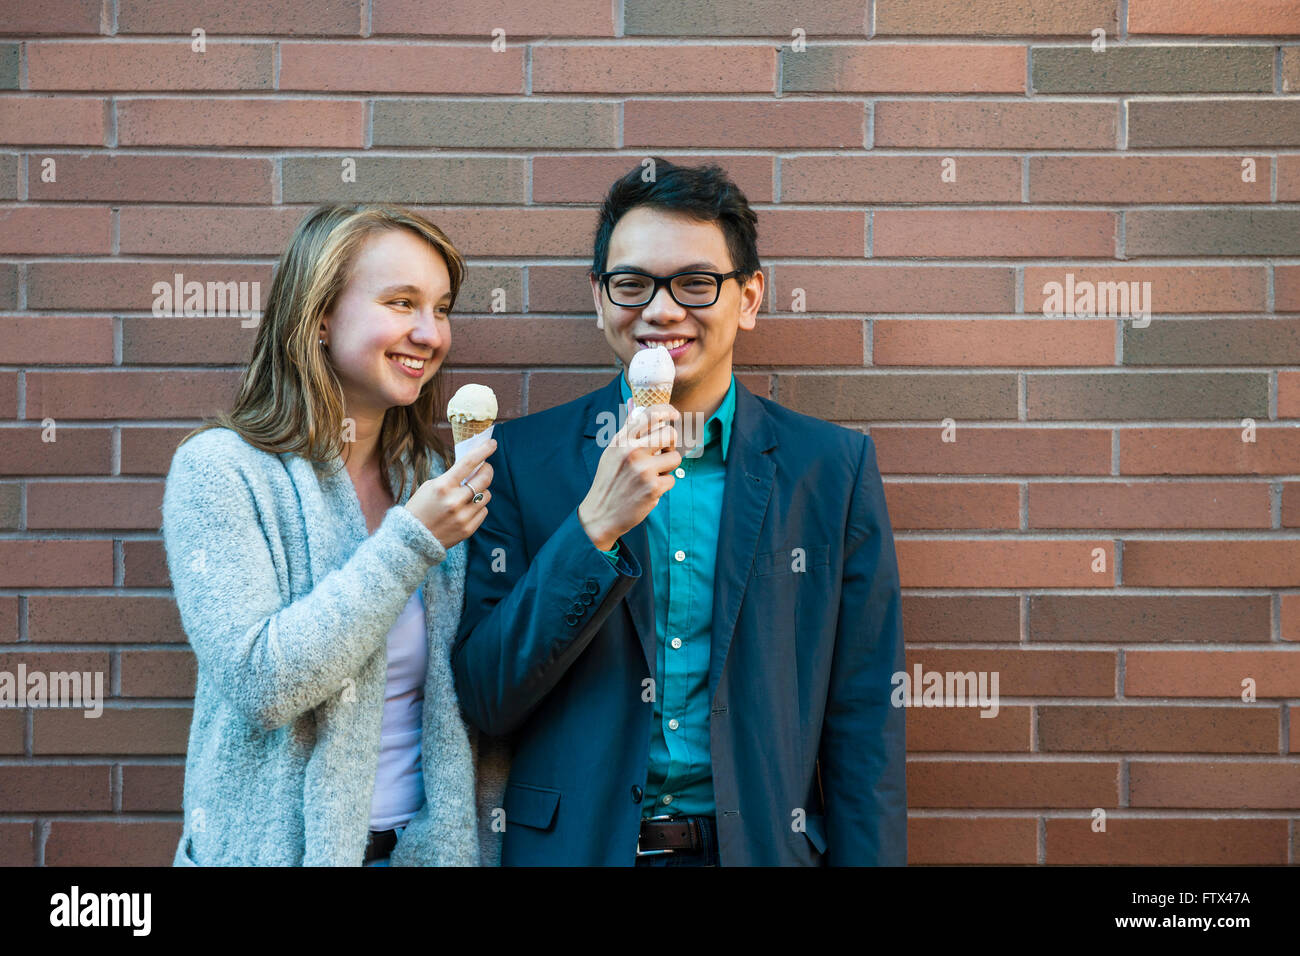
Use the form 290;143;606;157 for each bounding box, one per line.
577;502;616;552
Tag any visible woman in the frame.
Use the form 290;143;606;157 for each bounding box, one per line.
161;203;509;865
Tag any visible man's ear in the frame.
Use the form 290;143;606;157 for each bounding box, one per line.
589;273;604;329
737;268;764;331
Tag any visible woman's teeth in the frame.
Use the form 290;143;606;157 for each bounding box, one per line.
388;353;425;370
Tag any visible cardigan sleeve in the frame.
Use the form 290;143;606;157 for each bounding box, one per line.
161;435;447;732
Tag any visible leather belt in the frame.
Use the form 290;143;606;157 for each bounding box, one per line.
363;827;399;865
636;814;712;856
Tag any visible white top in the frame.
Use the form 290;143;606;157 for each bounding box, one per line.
369;584;428;830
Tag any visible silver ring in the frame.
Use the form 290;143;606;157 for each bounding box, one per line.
465;480;484;504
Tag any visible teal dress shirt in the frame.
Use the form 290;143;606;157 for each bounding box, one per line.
594;372;736;818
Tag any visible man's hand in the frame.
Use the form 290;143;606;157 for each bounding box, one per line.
577;399;682;551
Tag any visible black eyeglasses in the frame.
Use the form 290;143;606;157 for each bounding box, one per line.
597;269;744;309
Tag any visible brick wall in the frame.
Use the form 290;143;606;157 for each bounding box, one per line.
1;0;1298;866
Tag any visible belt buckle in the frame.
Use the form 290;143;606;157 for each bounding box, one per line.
635;813;679;857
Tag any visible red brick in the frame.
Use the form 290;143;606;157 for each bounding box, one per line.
1269;156;1300;201
1038;704;1278;753
876;101;1117;149
905;647;1115;696
775;265;1014;314
532;154;773;204
27;40;273;90
25;370;242;420
756;209;865;258
28;595;183;644
0;541;112;587
1278;266;1300;312
1121;427;1300;475
413;207;596;258
874;319;1114;366
783;44;1025;92
903;595;1021;643
0;707;23;752
883;481;1020;529
120;316;256;364
0;427;113;475
1030;155;1272;203
0;823;33;866
782;155;1022;204
26;154;273;203
1129;761;1300;809
1129;0;1300;35
0;1;102;36
534;45;774;93
118;0;363;35
1126;650;1300;698
870;426;1112;475
527;370;618;413
119;205;302;256
120;649;196;697
121;764;184;812
908;760;1120;808
875;210;1116;258
117;98;364;147
896;540;1116;587
0;765;111;811
0;206;111;255
130;538;195;588
44;820;183;866
1124;541;1300;587
1024;266;1266;314
0;596;17;642
906;704;1031;751
372;0;614;36
33;706;190;754
120;427;195;475
0;96;104;145
0;317;113;364
1028;481;1271;529
280;42;523;93
1046;818;1286;864
1285;595;1300;642
909;817;1037;864
27;480;165;530
26;261;272;311
625;100;864;148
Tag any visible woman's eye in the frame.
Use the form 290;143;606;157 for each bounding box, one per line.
390;299;412;308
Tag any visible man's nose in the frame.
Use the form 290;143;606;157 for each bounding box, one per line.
640;282;686;321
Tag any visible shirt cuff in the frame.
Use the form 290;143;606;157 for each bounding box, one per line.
598;541;620;564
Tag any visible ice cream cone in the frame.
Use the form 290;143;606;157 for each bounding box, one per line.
631;385;673;408
451;417;494;445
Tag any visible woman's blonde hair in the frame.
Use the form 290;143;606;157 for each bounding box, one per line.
180;203;465;501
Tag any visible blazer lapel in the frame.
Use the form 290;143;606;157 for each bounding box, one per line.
708;380;777;703
582;372;656;675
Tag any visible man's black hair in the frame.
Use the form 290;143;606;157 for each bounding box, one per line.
590;158;760;280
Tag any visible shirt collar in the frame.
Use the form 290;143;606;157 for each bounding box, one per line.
618;371;736;461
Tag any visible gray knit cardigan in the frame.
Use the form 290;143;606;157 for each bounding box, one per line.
160;425;509;866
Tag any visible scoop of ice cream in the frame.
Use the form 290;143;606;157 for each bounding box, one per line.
447;383;498;423
627;345;676;389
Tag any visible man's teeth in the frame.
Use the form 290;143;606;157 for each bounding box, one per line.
642;339;691;350
389;354;425;369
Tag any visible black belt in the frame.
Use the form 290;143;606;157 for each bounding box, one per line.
364;827;400;865
636;814;714;856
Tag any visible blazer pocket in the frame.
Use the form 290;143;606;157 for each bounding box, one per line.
753;545;831;576
503;782;561;831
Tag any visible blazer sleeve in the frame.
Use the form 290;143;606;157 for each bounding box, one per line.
161;437;448;732
452;434;641;736
820;433;908;866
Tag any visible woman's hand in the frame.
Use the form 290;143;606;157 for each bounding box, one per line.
404;438;496;548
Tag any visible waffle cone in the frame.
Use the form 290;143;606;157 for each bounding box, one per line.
451;418;494;445
631;385;673;408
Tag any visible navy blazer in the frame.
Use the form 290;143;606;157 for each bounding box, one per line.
452;372;906;865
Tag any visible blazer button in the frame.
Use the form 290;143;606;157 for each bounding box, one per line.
580;593;594;606
570;601;584;615
631;785;643;803
584;579;600;594
564;613;579;627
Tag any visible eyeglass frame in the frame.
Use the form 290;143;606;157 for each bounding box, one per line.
596;268;746;309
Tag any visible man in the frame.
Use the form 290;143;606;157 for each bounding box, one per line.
452;159;906;866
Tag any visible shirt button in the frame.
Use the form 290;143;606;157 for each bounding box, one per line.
661;794;673;805
674;467;685;478
670;637;682;649
668;718;679;730
674;550;685;562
